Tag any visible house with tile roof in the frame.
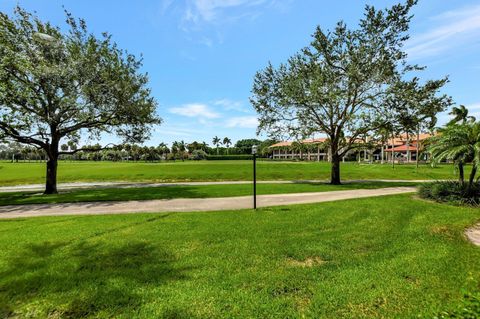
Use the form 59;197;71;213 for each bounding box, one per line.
269;133;433;162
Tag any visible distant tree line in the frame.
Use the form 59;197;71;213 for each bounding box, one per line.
0;138;278;162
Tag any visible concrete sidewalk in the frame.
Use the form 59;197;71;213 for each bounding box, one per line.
0;179;427;193
0;186;416;219
466;224;480;246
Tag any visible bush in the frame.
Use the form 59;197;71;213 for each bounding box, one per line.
190;150;208;160
418;181;480;206
206;155;254;160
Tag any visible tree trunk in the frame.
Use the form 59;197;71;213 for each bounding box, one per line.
45;155;58;194
458;162;465;185
467;164;477;191
391;131;395;169
415;126;420;169
406;132;410;163
381;143;385;164
330;154;341;185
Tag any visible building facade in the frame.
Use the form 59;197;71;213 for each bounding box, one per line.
269;133;433;162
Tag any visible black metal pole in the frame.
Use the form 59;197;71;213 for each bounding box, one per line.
253;153;257;209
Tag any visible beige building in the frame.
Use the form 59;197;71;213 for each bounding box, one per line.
269;133;433;162
270;138;330;161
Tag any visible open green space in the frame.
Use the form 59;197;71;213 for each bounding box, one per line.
0;181;416;206
0;194;479;318
0;161;465;186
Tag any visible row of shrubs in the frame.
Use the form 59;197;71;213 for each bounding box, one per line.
418;181;480;206
186;150;256;161
206;155;254;160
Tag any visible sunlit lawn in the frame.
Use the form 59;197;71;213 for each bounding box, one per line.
1;194;479;318
0;160;464;186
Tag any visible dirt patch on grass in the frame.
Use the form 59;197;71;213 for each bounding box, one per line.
286;256;326;267
430;225;456;240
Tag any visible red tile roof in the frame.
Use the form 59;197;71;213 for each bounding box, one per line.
385;145;422;152
388;133;433;145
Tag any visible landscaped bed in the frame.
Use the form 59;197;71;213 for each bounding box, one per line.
0;194;479;318
419;180;480;206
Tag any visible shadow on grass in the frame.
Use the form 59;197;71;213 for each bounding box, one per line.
0;185;211;207
0;229;194;317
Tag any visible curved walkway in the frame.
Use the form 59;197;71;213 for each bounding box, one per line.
466;224;480;246
0;179;427;193
0;186;416;219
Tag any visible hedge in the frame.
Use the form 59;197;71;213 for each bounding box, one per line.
206;155;254;160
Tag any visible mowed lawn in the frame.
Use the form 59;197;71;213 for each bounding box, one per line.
0;181;416;206
1;195;479;318
0;160;465;186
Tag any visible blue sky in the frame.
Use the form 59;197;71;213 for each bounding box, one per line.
1;0;479;147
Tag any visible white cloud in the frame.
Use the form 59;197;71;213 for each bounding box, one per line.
213;99;249;112
169;103;221;119
183;0;270;23
407;4;480;60
160;0;281;29
153;124;204;137
225;116;258;128
160;0;288;45
466;103;480;119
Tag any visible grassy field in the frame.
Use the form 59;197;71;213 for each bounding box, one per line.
0;181;416;206
0;160;464;186
0;194;479;318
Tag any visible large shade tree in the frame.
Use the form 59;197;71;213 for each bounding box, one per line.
250;0;445;184
0;8;160;193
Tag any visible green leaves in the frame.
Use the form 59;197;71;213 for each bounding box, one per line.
0;6;161;151
251;1;420;152
429;121;480;186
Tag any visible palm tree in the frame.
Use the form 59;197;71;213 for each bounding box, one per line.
377;124;393;165
429;121;480;190
179;140;186;161
291;141;307;160
212;136;221;155
156;142;168;160
223;137;232;154
448;105;476;125
171;141;179;161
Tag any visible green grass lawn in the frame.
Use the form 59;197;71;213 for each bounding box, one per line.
0;160;465;186
0;195;479;318
0;181;416;206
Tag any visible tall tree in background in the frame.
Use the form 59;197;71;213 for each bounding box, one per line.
223;137;232;154
178;140;186;161
0;8;160;193
386;78;451;167
171;141;179;160
448;105;476;125
212;136;221;155
251;1;425;184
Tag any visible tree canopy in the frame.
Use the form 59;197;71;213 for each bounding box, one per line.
0;7;161;193
251;0;450;184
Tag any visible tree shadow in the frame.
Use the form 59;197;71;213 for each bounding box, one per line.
0;234;193;318
0;185;216;209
